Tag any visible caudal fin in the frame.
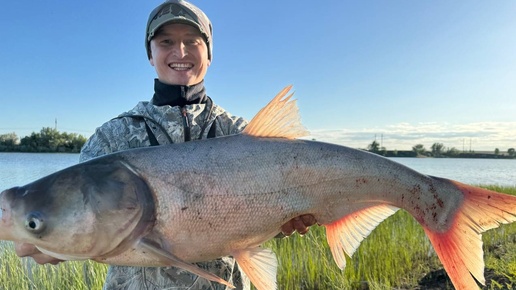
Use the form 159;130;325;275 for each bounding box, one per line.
423;181;516;290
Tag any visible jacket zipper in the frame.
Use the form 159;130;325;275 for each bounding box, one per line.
182;107;191;142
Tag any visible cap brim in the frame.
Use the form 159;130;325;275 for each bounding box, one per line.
147;17;202;41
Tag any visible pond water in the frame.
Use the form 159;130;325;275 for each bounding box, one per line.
0;153;515;190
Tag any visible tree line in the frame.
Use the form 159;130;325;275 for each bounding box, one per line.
0;128;87;153
367;140;515;159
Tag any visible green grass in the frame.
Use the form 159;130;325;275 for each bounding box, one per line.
0;243;107;290
0;186;515;290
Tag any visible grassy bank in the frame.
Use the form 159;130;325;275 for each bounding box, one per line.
0;186;515;289
0;246;107;290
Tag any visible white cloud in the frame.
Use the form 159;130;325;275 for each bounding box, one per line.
307;122;516;152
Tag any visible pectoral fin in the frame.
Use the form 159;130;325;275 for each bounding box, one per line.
139;239;235;289
232;247;278;290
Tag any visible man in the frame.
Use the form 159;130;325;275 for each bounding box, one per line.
15;0;315;289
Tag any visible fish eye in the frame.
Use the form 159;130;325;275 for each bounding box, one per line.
25;212;46;234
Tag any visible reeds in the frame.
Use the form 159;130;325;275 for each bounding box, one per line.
0;243;107;290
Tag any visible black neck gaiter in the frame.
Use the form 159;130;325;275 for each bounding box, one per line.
150;79;207;107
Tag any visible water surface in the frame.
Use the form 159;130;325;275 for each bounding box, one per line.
0;153;79;189
0;153;515;190
391;157;516;187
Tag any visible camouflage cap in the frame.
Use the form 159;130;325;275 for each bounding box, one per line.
146;0;213;60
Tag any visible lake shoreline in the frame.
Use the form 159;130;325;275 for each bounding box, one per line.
372;149;516;159
2;149;515;160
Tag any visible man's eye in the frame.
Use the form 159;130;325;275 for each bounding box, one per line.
186;39;200;45
160;39;173;45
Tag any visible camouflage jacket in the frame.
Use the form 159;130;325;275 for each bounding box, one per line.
79;82;249;290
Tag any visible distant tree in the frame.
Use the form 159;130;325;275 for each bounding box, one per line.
64;133;87;153
380;146;387;156
40;127;63;151
494;148;500;156
412;144;426;156
367;140;380;153
446;147;460;157
431;143;445;157
508;148;515;157
0;132;18;145
20;132;42;152
19;127;87;152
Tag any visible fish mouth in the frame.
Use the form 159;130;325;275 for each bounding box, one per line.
0;189;14;240
0;189;7;221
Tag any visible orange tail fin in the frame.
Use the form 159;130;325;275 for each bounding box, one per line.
423;181;516;290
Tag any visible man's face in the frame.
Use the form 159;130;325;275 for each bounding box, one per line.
149;23;210;86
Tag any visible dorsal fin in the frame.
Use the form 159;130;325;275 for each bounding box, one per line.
243;85;309;139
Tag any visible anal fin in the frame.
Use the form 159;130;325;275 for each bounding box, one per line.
232;247;278;290
325;204;399;269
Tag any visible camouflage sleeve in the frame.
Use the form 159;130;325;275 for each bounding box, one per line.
79;127;114;162
210;106;248;137
79;117;150;162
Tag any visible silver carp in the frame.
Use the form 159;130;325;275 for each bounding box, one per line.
1;86;515;290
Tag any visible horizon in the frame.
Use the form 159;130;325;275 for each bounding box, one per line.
2;124;514;153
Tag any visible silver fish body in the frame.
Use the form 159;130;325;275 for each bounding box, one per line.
0;134;456;282
108;134;463;264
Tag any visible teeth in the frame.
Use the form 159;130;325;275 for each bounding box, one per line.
169;63;193;71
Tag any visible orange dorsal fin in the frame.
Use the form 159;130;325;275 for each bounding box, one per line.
423;181;516;290
243;85;309;139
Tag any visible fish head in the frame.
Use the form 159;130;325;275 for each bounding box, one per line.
0;158;155;260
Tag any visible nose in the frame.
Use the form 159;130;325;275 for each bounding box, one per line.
172;42;188;58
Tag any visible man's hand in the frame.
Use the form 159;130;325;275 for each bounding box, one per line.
281;214;317;236
14;242;63;265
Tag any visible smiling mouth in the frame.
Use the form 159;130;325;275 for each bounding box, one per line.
169;63;194;71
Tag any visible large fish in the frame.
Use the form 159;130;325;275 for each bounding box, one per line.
1;86;515;290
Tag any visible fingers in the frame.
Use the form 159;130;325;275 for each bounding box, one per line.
32;253;63;265
292;217;309;235
14;242;40;257
300;214;317;227
280;214;317;236
14;243;63;265
280;220;295;236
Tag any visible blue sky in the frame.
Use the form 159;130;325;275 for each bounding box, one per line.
1;1;515;151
